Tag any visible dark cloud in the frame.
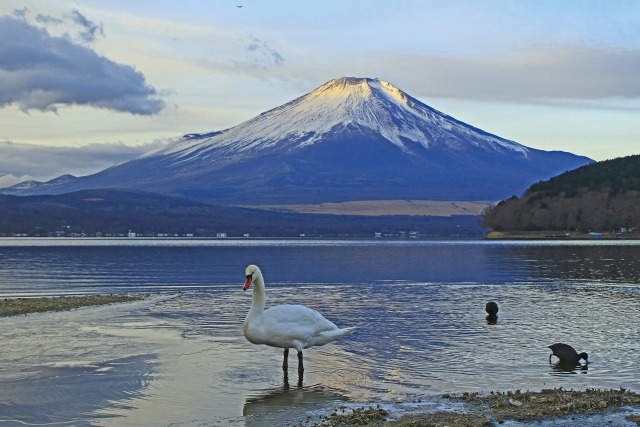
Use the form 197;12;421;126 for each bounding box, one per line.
0;15;165;115
0;140;168;188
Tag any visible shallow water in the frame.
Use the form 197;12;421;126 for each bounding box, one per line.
1;238;639;425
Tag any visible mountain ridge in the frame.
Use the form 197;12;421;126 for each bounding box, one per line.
1;77;593;204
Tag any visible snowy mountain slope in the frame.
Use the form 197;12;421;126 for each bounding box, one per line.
146;77;528;160
1;77;593;204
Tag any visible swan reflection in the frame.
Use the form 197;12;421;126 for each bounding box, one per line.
243;377;347;426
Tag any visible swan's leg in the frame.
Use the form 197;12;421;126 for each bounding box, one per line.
283;348;289;371
297;350;304;375
297;369;303;388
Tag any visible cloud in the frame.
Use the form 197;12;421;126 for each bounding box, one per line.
0;139;169;187
70;9;103;43
361;44;640;105
241;35;285;69
0;15;165;115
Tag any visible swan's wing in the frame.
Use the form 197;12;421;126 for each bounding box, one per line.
264;304;337;331
262;304;341;350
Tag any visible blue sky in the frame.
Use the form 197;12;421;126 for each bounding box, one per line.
1;0;639;187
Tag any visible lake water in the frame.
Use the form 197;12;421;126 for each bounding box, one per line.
0;238;639;426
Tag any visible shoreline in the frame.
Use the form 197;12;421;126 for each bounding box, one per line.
0;294;145;317
485;230;640;240
315;388;640;426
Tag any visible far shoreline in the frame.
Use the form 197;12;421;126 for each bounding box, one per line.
485;230;640;240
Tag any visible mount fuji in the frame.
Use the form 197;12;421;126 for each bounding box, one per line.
3;77;592;204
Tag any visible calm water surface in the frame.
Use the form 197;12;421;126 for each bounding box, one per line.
0;238;639;426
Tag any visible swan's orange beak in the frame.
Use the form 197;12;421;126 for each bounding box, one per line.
243;276;252;291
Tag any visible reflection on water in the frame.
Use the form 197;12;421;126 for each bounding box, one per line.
486;314;498;325
0;355;156;425
1;239;639;297
0;239;639;426
243;380;348;426
550;361;589;375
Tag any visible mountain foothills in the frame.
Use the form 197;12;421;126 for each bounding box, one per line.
2;78;592;205
482;154;640;233
0;189;482;237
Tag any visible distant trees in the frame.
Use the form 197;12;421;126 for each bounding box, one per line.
483;155;640;232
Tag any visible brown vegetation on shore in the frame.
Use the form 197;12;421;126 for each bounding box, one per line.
310;388;640;426
0;294;144;317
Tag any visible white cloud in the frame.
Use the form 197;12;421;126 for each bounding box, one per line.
0;173;33;189
245;35;285;68
346;44;640;106
0;139;169;187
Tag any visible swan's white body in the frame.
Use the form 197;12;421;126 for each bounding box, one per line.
243;265;355;354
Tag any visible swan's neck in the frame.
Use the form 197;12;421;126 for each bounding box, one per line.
244;274;266;344
248;275;266;317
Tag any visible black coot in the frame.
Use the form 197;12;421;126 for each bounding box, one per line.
548;343;588;364
485;301;499;316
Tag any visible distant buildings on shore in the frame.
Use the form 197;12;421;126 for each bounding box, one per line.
1;229;423;239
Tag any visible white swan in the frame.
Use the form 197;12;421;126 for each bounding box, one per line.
243;264;355;374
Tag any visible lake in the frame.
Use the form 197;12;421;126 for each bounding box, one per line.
1;238;639;426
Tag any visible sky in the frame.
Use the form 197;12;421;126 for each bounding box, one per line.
1;0;639;188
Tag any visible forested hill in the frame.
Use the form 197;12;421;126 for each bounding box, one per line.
482;154;640;232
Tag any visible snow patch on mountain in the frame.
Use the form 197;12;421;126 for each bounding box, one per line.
146;77;529;161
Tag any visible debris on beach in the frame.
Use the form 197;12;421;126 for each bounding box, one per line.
307;388;640;426
455;387;640;424
311;405;389;426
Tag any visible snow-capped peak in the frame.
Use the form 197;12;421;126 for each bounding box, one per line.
149;77;528;160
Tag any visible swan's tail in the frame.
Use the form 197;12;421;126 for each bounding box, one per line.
340;326;356;335
319;326;356;341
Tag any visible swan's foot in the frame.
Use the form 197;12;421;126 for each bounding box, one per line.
297;350;304;376
283;348;289;371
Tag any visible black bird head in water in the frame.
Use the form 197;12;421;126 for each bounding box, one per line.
485;301;499;316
